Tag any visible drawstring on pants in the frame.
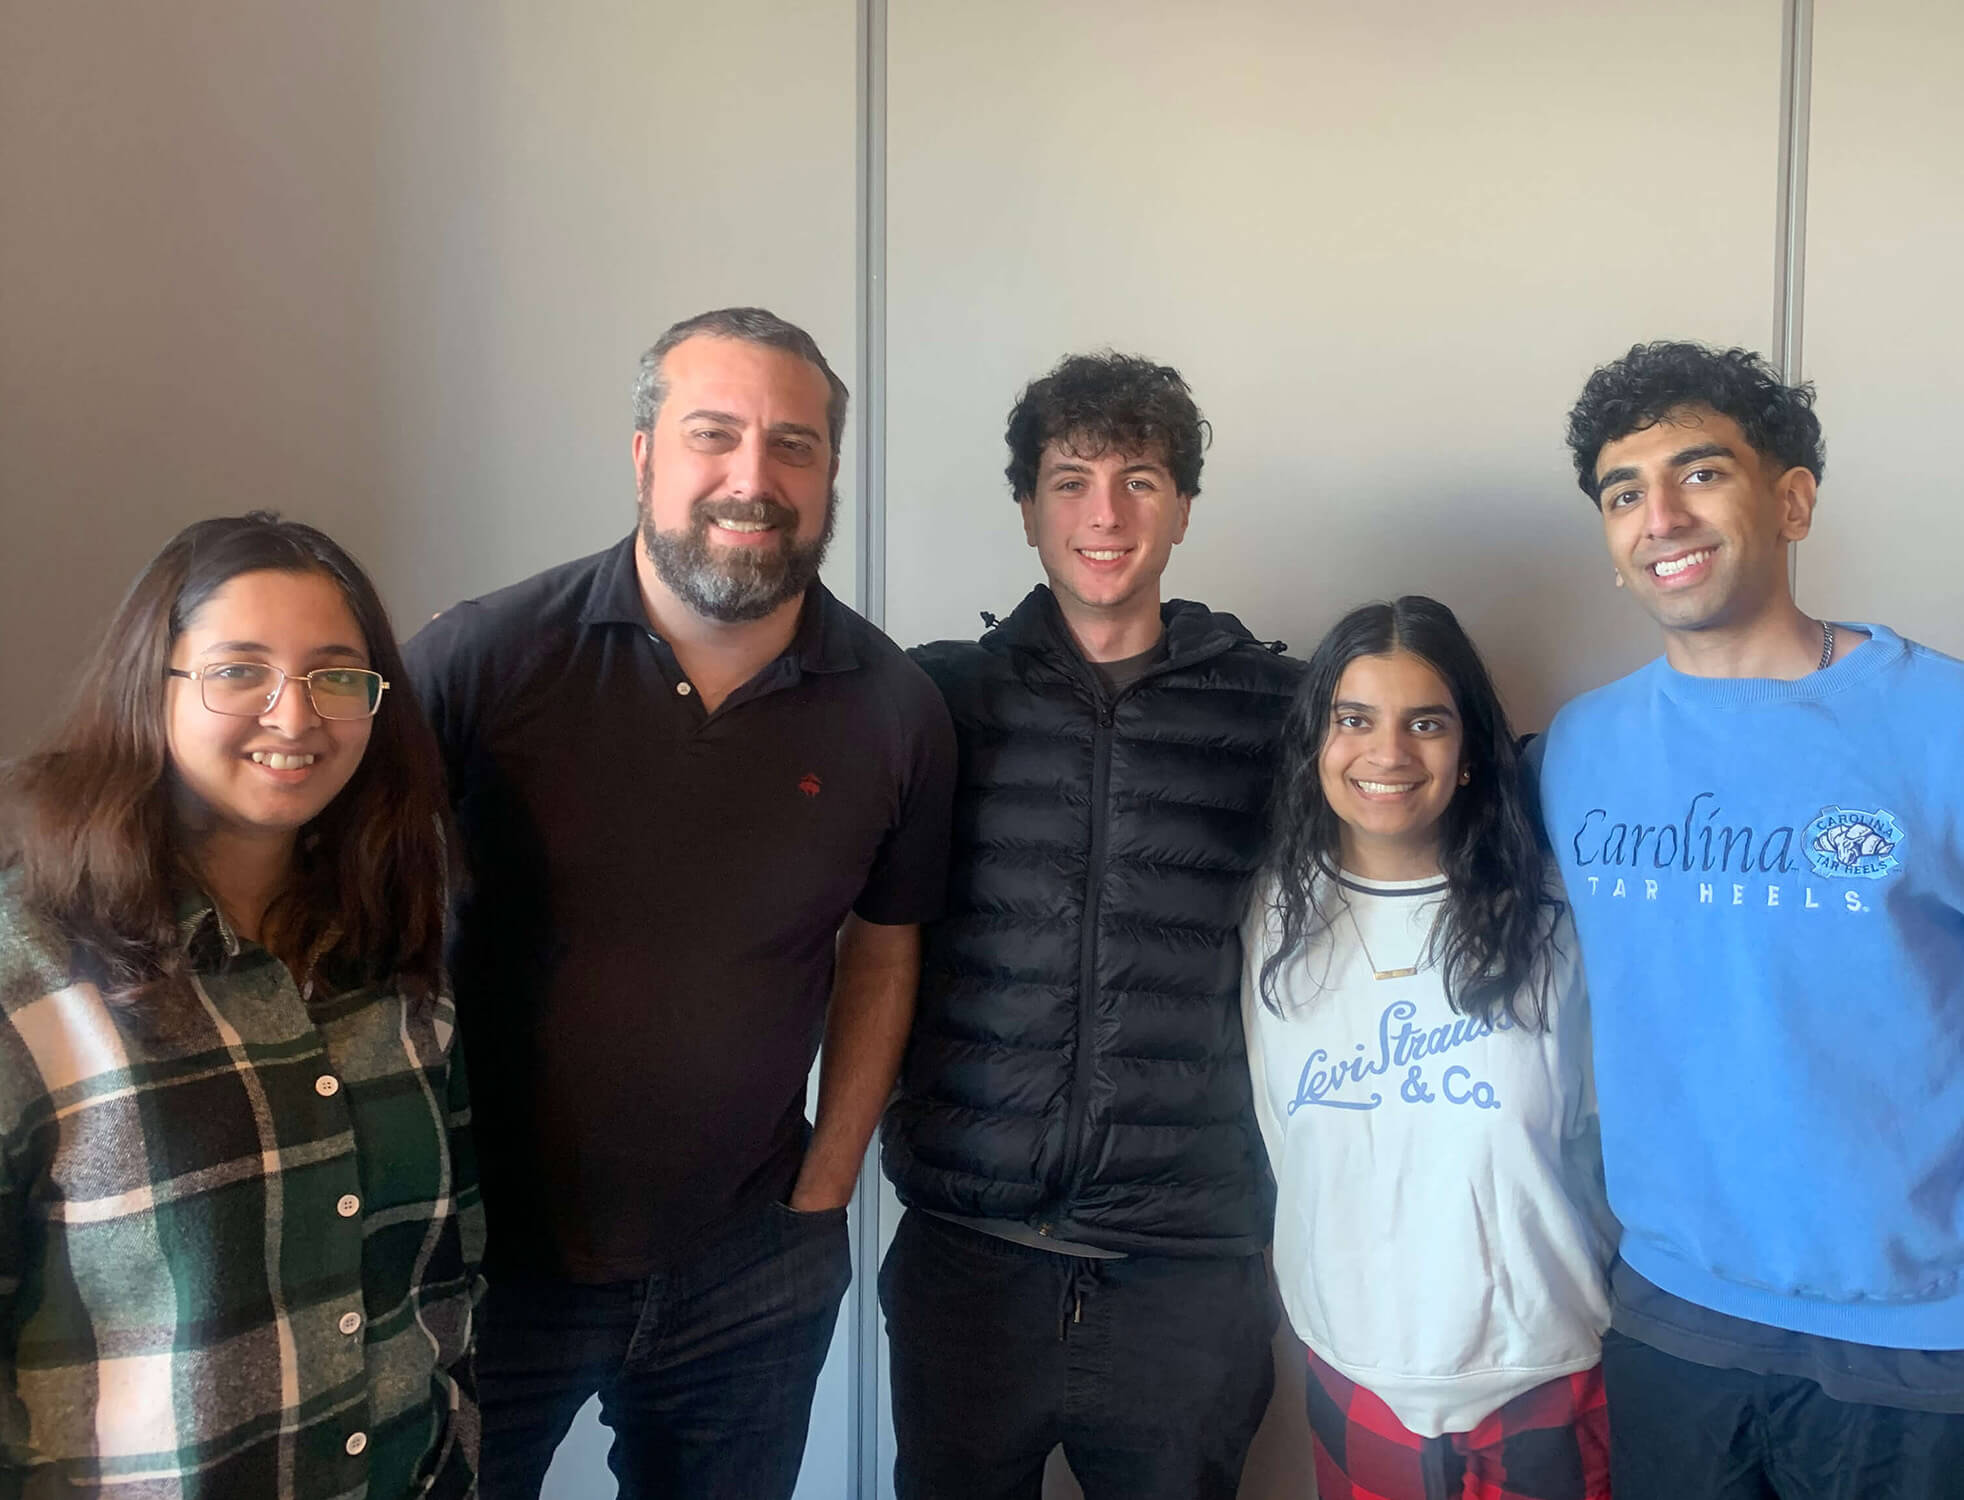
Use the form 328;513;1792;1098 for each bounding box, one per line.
1055;1255;1100;1341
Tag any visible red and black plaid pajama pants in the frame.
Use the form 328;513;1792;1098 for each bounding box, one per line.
1304;1348;1612;1500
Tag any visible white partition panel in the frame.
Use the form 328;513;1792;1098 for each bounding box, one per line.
884;0;1786;733
881;3;1787;1494
1799;0;1964;657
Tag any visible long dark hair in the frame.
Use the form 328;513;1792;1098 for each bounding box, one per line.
0;512;451;1006
1256;595;1560;1027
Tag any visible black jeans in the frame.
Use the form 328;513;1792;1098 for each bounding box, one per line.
1602;1328;1964;1500
476;1201;851;1500
879;1210;1277;1500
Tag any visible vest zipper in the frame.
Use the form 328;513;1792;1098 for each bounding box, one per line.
1042;628;1241;1229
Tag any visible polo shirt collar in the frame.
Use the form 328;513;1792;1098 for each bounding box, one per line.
578;533;863;676
784;582;864;675
577;535;655;628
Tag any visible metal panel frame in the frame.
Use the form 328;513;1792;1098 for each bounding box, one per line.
849;0;889;1491
1776;0;1814;592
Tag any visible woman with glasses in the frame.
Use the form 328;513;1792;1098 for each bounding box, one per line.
0;512;481;1497
1241;597;1614;1500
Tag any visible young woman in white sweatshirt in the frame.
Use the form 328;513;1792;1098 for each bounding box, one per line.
1242;595;1615;1500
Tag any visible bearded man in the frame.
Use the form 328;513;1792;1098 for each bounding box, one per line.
406;307;955;1500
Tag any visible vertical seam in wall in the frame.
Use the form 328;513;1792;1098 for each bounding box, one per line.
855;0;889;632
1775;0;1814;596
850;0;889;1495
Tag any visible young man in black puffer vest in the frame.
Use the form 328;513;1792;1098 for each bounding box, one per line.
880;352;1306;1499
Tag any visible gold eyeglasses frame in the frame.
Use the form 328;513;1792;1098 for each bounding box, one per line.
165;663;390;721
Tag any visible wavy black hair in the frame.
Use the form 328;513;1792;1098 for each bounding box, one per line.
1004;351;1209;500
1565;340;1826;506
1256;596;1561;1027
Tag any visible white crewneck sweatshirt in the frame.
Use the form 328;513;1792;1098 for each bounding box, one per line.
1241;870;1615;1437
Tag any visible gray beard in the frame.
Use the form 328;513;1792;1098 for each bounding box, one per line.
639;490;837;624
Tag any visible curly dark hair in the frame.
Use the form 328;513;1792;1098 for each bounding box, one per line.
1565;341;1826;506
1004;351;1209;500
1256;596;1562;1028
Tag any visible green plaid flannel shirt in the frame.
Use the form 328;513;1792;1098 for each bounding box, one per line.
0;871;485;1497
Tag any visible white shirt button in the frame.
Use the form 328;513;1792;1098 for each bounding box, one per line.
345;1431;367;1456
315;1074;340;1097
336;1194;361;1218
339;1311;363;1336
676;681;693;696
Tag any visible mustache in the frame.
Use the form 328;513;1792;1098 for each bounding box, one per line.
693;497;800;529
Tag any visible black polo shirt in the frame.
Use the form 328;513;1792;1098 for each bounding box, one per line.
404;537;955;1281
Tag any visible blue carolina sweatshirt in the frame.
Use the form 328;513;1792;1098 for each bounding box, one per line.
1538;623;1964;1348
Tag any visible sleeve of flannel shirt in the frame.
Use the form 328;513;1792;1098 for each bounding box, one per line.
0;1123;32;1492
448;1040;487;1307
428;1037;486;1498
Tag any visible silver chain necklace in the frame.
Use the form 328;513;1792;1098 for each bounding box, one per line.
1818;619;1836;672
1343;898;1430;981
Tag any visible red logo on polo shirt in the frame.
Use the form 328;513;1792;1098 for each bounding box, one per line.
798;773;823;798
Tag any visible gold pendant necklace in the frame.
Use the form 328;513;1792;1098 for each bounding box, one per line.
1343;898;1427;981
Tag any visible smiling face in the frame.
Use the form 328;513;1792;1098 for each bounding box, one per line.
1318;650;1465;879
1019;438;1192;633
634;333;839;624
1594;405;1816;639
165;568;374;847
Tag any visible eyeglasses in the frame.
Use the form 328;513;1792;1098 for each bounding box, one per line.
167;663;389;721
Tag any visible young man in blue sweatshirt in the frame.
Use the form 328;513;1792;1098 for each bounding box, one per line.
1536;342;1964;1498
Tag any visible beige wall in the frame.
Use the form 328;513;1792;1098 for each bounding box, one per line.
1800;0;1964;656
0;0;859;758
881;0;1785;735
1;4;393;754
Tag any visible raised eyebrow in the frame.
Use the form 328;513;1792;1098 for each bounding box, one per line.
199;641;367;661
1668;442;1735;468
1594;464;1639;499
677;408;744;428
1331;700;1457;719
